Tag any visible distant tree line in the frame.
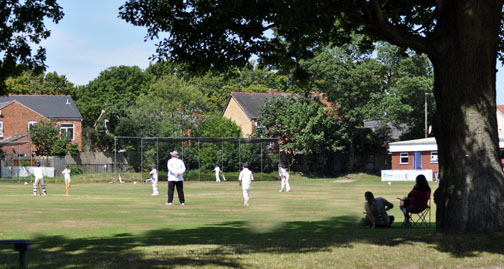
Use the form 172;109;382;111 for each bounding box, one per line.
6;41;433;174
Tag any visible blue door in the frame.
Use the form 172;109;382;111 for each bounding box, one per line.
413;152;422;169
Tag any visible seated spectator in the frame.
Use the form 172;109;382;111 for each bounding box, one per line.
399;174;431;226
364;191;394;228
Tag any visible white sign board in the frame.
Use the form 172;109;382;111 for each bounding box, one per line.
1;167;55;178
381;169;433;181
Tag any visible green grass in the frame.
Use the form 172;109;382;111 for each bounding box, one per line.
1;173;504;268
0;169;279;184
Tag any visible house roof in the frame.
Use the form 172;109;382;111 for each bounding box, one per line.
363;120;405;140
388;137;437;152
0;95;82;120
227;92;292;120
389;137;504;152
0;101;13;110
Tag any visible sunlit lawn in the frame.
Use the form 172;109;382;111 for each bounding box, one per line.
1;173;504;268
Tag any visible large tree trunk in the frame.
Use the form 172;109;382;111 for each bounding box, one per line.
430;0;504;233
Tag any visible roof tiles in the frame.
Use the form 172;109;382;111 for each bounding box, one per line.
0;95;82;120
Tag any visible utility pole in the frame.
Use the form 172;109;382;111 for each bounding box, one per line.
424;92;432;138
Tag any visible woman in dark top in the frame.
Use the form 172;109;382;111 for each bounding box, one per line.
400;174;431;226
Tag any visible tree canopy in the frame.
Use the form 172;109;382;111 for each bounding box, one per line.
5;70;76;96
0;0;64;94
75;65;153;129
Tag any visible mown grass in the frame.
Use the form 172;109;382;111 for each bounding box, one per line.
1;173;504;268
0;169;279;184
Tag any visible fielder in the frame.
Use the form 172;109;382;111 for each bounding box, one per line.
150;164;159;196
33;162;47;196
238;164;254;206
212;165;221;182
278;164;290;192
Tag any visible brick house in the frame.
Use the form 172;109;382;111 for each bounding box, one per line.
388;137;440;178
0;95;83;156
223;91;293;137
387;110;504;180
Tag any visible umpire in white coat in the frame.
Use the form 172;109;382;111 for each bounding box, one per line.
238;164;254;206
166;151;186;206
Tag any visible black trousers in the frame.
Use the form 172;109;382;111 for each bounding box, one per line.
167;181;185;203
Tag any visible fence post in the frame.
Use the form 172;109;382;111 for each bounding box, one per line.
261;142;263;181
114;137;117;178
141;138;144;181
198;138;201;181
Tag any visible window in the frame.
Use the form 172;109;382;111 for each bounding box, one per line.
400;153;409;164
28;121;37;131
0;121;3;137
430;152;439;163
60;123;74;140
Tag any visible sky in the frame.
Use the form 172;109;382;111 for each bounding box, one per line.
41;0;157;85
41;0;504;105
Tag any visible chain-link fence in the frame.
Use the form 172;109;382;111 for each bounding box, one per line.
114;136;280;181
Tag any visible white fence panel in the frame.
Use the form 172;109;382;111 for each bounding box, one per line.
381;169;433;181
2;167;55;178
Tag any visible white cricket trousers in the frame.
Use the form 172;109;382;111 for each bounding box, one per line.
33;177;47;196
280;178;290;192
152;178;159;195
242;189;250;205
215;173;221;182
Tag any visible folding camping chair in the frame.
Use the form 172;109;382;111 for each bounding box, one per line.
398;190;431;227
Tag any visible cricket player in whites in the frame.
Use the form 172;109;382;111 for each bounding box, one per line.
212;165;221;182
33;162;47;196
238;164;254;206
278;164;290;192
61;165;71;196
150;164;159;196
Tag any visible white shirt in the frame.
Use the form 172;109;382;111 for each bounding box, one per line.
279;167;289;180
239;168;254;190
33;167;43;179
150;168;158;180
214;166;221;175
167;157;186;181
62;168;71;180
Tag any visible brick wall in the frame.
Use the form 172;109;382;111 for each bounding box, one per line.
391;151;439;177
391;152;413;170
421;151;439;173
56;119;82;151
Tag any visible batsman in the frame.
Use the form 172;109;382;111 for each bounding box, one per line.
33;162;47;196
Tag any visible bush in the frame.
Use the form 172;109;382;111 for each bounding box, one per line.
70;166;83;175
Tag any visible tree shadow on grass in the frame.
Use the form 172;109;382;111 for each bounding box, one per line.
2;216;504;268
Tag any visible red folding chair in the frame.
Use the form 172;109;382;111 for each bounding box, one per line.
398;190;431;227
